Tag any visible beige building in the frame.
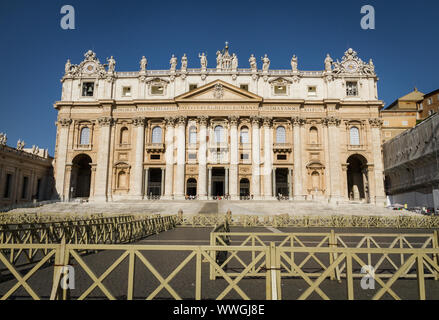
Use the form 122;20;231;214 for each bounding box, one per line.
383;112;439;209
417;89;439;120
380;88;424;142
54;46;386;205
0;134;54;207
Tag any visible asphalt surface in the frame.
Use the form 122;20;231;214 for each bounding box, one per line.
1;226;439;300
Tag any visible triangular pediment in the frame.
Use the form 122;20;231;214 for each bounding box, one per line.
175;80;262;102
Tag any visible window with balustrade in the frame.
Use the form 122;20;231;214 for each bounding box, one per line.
276;126;286;144
152;126;162;144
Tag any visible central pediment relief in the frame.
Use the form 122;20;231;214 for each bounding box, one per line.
175;80;262;103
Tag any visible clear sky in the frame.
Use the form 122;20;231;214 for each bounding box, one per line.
0;0;437;155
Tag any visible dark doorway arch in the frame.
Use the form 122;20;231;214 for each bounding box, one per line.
186;178;197;197
347;154;369;202
71;154;92;199
239;178;250;199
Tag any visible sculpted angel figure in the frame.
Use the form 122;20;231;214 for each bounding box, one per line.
261;54;270;72
181;54;188;71
199;52;207;69
170;54;178;71
324;54;333;72
291;55;298;72
140;56;148;72
231;53;238;70
249;54;257;70
216;50;222;69
107;56;116;73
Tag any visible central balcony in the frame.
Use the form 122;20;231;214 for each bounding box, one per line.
145;143;165;153
273;143;292;153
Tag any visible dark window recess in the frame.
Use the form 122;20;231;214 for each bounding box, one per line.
189;84;198;91
21;176;29;199
240;84;249;91
36;179;41;199
150;154;161;160
188;153;197;160
277;154;287;160
4;174;12;198
241;154;249;160
82;82;94;96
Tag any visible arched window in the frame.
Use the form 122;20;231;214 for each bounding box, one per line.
214;125;224;143
309;127;318;144
120;127;129;145
152;126;162;144
79;127;90;145
189;126;197;144
240;126;249;144
350;127;360;145
312;171;320;189
276;126;286;144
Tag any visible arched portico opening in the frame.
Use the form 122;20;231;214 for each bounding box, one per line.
186;178;197;198
239;178;250;199
70;154;92;199
347;154;369;202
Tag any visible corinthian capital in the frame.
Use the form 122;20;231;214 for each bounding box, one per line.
369;118;383;128
322;116;341;127
262;117;273;127
197;116;209;127
250;116;261;126
97;117;114;127
132;117;146;127
165;117;175;127
228;116;239;126
58;118;72;128
291;116;306;127
176;116;187;126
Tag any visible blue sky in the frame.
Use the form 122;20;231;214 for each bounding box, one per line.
0;0;437;155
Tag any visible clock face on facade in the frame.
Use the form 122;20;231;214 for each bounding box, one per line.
345;61;358;73
83;62;96;74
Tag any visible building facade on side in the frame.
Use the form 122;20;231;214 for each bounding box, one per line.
54;46;386;205
383;112;439;209
0;134;54;207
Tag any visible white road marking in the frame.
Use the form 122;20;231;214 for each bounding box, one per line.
266;227;284;233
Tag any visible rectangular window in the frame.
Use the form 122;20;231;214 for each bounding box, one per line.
82;82;94;97
428;98;433;105
274;85;287;95
151;85;164;95
189;84;198;91
21;176;29;199
277;155;287;160
240;84;249;91
419;103;423;110
122;86;131;97
402;121;408;126
240;153;249;160
308;86;317;96
346;82;358;96
4;174;12;198
150;154;160;160
188;153;197;160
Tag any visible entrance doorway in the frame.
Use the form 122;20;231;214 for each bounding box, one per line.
71;154;92;199
147;168;162;198
239;178;250;199
347;155;369;202
275;168;289;198
212;168;225;198
186;178;197;198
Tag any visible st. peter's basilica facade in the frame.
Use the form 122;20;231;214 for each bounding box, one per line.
54;44;385;205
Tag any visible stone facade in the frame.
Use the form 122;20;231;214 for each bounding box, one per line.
0;135;54;207
383;112;439;208
54;46;386;205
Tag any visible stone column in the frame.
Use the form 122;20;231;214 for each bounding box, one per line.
93;117;113;202
198;116;208;200
288;168;293;199
161;168;165;196
272;168;276;197
208;167;212;198
323;116;342;203
263;117;274;199
175;116;187;200
144;168;149;198
370;119;386;206
229;116;239;200
251;116;261;199
225;167;229;196
130;117;146;199
55;118;72;201
292;117;305;200
341;164;349;200
164;117;175;199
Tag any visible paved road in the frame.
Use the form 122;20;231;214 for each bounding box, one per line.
1;226;438;300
